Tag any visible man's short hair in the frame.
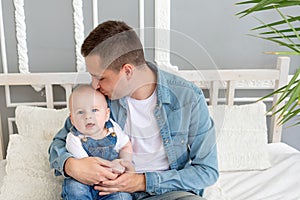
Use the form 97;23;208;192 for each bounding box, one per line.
81;20;146;71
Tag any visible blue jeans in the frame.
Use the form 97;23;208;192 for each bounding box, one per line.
62;178;132;200
132;191;206;200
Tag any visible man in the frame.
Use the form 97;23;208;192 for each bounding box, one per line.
49;20;218;200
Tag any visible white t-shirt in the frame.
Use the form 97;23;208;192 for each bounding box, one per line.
66;119;129;159
124;90;169;173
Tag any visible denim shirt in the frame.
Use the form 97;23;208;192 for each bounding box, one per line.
48;62;218;196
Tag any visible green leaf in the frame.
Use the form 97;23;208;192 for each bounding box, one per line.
236;0;300;17
250;34;300;52
250;13;300;52
254;16;300;31
264;51;300;55
259;70;300;126
276;8;300;42
236;0;300;126
236;0;263;5
278;80;300;119
257;83;287;101
267;35;299;39
260;27;300;35
277;70;300;104
279;106;300;125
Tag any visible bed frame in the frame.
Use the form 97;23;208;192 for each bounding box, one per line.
0;56;290;160
0;0;292;160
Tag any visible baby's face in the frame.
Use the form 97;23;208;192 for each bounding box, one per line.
70;91;109;137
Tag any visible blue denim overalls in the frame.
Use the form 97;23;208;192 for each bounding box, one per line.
62;120;132;200
69;120;119;161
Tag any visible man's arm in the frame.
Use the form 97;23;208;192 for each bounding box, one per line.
96;91;219;195
144;92;219;195
48;117;119;185
109;121;217;196
48;117;73;176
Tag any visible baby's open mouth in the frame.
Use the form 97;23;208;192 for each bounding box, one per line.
86;123;95;128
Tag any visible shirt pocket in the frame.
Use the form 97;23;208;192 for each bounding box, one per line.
170;131;189;169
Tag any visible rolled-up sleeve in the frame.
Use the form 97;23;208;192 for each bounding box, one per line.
144;90;219;196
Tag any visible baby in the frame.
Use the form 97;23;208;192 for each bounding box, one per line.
62;84;133;200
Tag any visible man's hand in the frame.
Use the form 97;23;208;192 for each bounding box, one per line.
111;159;125;174
64;157;118;185
110;159;136;174
95;172;146;195
94;160;145;195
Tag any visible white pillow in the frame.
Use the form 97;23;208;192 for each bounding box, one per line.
0;135;63;199
208;101;271;171
0;106;68;199
15;105;69;140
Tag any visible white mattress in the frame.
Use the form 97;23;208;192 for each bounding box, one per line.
204;142;300;200
0;143;299;199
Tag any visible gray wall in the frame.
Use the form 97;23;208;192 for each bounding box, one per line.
0;0;299;154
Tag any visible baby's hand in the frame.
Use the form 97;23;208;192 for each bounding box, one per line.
119;159;135;172
111;159;125;174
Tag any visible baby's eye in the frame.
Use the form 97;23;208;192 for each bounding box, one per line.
77;111;84;115
92;108;99;112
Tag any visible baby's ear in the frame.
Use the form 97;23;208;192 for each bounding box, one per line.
106;108;110;121
69;114;74;124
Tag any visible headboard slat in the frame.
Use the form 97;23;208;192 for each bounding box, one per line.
209;81;219;106
226;81;236;106
62;84;73;109
45;84;54;109
270;56;290;143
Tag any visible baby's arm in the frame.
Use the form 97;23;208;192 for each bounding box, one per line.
111;141;134;174
119;141;133;162
66;132;89;159
110;120;134;173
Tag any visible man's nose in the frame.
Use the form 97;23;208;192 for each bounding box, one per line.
91;77;100;90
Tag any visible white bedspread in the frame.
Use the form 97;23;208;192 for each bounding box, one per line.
204;142;300;200
0;143;299;199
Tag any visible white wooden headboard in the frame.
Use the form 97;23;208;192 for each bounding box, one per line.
0;56;290;158
0;1;291;159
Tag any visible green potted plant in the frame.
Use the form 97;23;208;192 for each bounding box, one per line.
236;0;300;126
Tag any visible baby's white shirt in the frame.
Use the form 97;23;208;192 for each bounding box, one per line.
66;119;129;159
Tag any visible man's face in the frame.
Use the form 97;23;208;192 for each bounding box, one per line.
85;54;130;100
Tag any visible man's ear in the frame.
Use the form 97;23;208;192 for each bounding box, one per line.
122;63;134;79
